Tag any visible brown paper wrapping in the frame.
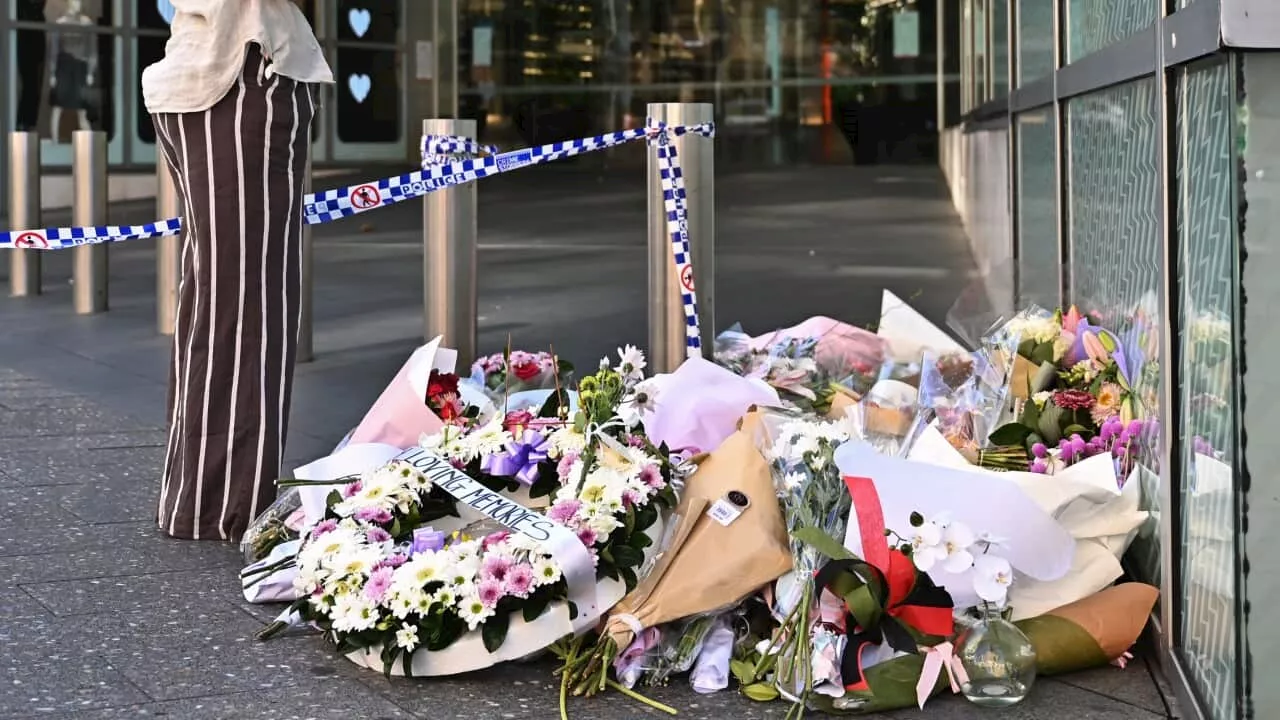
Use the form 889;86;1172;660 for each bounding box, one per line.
1009;354;1039;400
825;388;861;421
601;410;793;650
1043;582;1158;659
863;405;913;437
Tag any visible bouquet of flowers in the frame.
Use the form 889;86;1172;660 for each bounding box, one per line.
258;347;681;677
469;349;572;396
714;317;886;417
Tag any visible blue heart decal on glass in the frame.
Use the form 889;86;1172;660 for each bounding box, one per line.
156;0;176;24
348;74;372;104
348;8;372;38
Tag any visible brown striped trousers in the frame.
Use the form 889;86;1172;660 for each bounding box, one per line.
152;45;316;541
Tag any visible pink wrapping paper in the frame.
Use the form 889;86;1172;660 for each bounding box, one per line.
642;357;779;454
747;315;887;373
347;342;448;449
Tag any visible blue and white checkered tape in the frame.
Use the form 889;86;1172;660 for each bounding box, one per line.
0;119;716;354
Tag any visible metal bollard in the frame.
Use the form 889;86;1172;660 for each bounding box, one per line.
156;159;181;335
297;153;315;363
8;132;42;297
646;102;715;374
72;131;108;314
422;118;478;363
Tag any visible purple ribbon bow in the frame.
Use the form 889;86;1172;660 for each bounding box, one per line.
481;430;550;486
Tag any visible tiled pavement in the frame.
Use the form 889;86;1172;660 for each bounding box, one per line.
0;163;1180;719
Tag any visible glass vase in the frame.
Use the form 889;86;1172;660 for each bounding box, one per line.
954;604;1037;706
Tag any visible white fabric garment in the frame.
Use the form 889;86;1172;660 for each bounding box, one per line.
141;0;333;114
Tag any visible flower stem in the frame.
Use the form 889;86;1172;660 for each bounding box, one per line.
239;556;296;585
560;661;571;720
606;680;679;715
276;475;357;487
255;619;289;642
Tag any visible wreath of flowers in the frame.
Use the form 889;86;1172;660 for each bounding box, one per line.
283;347;681;672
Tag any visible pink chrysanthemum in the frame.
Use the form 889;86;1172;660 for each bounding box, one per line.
341;480;363;499
378;554;408;569
363;567;394;603
477;578;505;608
638;463;664;489
481;553;514;582
556;452;580;480
547;499;582;524
504;563;535;598
310;519;338;538
355;507;393;524
622;489;642;508
482;531;512;550
576;527;598;548
365;527;392;544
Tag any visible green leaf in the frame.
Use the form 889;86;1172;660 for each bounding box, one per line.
988;422;1033;446
611;544;645;568
1037;402;1064;445
1062;424;1092;440
628;531;653;551
742;683;780;702
1021;398;1042;427
1017;338;1036;358
482;611;511;654
619;565;638;592
792;526;855;561
730;659;756;685
1029;341;1055;365
523;595;551;623
1015;614;1109;676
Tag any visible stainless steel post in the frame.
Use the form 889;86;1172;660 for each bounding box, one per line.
646;102;715;374
8;132;42;297
156;158;181;334
297;153;315;363
422;118;478;363
72;130;108;314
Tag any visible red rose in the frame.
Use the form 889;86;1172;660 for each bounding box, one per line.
503;410;535;433
426;370;460;403
511;359;541;381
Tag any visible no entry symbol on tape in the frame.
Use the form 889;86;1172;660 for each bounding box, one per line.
349;184;381;210
680;264;695;292
13;231;48;249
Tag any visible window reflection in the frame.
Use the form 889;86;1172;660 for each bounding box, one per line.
13;0;115;142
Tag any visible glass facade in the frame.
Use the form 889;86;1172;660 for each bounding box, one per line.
1016;0;1053;87
1;0;960;170
1173;56;1240;720
1064;0;1156;63
1014;107;1057;308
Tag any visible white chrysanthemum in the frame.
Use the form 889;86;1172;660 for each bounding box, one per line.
464;419;513;458
548;427;587;457
431;587;458;608
532;556;562;586
387;588;418;619
395;626;420;650
325;545;384;580
331;593;379;633
782;471;806;492
615;344;648;381
457;594;495;630
395;553;447;589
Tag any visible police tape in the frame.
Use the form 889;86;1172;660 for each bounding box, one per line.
0;121;715;258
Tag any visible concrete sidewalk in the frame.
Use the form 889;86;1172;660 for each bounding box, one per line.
0;163;1179;719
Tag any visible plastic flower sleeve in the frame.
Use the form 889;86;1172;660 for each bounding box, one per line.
848;361;922;457
943;258;1017;350
239;487;306;564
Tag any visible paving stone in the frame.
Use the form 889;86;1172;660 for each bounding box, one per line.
57;478;159;524
0;406;161;438
1;661;150;717
0;524;240;584
0;484;83;529
1054;656;1173;715
886;678;1167;719
21;568;239;617
51;683;415;719
0;584;50;619
0;430;167;456
0;447;165;488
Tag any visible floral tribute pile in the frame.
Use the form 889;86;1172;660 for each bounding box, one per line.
259;348;679;673
243;294;1166;718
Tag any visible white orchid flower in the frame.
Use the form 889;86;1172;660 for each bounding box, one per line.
973;554;1014;606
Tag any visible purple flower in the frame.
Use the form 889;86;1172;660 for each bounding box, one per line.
576;527;599;548
341;480;363;499
365;527;392;544
1031;443;1048;459
355;507;393;524
556;451;580;479
547;499;582;524
1030;459;1049;474
378;554;408;569
477;578;505;608
363;566;394;603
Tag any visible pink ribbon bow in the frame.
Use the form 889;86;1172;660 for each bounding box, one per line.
916;642;969;709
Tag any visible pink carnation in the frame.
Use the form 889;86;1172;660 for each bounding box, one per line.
341;480;363;498
504;563;535;598
477;578;505;608
576;527;599;548
483;531;512;550
622;489;642;508
638;464;664;489
556;452;580;479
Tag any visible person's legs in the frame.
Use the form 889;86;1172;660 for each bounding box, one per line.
152;45;315;541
